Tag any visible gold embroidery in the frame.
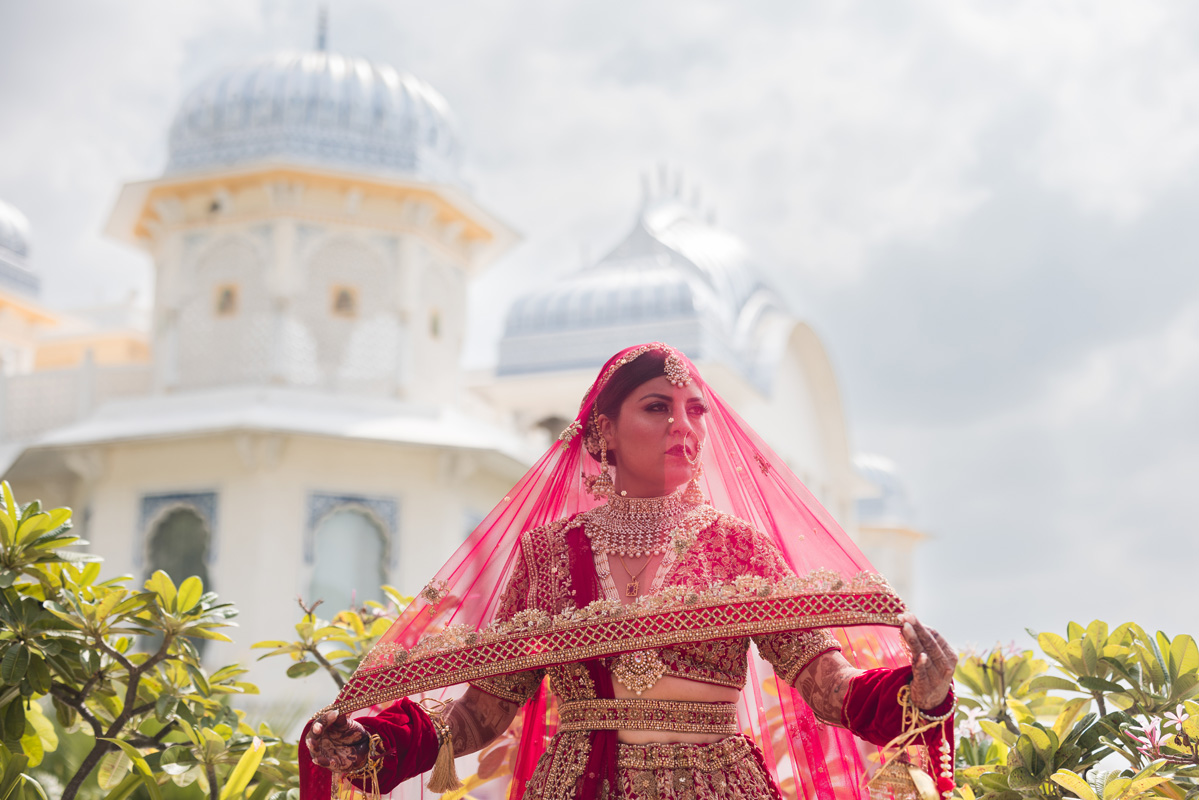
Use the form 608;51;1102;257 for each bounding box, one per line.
336;511;903;713
471;669;544;704
655;639;749;689
527;731;593;800
547;661;596;701
557;699;738;735
755;628;842;685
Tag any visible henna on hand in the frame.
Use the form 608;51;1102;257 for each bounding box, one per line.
447;687;519;757
899;612;957;710
306;710;371;771
795;651;862;726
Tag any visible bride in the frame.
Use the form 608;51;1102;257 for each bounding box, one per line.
302;343;956;800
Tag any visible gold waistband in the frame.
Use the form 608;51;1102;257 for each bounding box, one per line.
557;699;739;735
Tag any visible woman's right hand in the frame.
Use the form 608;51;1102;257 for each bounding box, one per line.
306;710;371;771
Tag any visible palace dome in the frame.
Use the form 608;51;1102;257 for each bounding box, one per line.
166;50;463;183
0;198;38;296
498;177;789;390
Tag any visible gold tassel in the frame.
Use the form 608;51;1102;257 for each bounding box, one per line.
423;699;463;794
426;733;462;793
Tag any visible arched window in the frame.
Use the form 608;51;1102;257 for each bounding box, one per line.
146;507;212;590
146;507;213;655
309;509;386;611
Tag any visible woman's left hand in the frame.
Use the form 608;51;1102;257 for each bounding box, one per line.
899;612;957;710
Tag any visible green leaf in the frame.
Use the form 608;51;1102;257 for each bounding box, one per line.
1077;676;1125;694
1127;777;1170;796
2;484;18;532
980;720;1017;747
98;774;143;800
98;739;163;800
0;744;30;800
1168;634;1198;678
286;661;320;679
0;647;29;686
155;695;179;723
3;694;26;742
219;737;265;800
1052;769;1100;800
1007;767;1039;790
1101;777;1130;800
1029;676;1081;693
145;571;177;612
19;773;50;800
97;749;132;789
176;576;203;614
186;664;211;697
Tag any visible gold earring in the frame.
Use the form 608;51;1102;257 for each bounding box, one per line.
683;432;705;503
587;438;615;499
684;462;705;504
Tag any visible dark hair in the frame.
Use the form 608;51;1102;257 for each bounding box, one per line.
589;351;669;465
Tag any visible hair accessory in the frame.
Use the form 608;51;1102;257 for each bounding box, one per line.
664;351;692;388
558;420;582;449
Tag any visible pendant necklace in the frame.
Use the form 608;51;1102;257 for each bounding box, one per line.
615;552;651;597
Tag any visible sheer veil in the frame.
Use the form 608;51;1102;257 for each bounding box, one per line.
325;343;910;799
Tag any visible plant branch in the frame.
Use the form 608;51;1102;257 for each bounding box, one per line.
207;762;219;800
48;683;102;738
307;645;345;689
62;740;112;800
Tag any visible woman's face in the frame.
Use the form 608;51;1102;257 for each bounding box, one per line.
597;375;709;498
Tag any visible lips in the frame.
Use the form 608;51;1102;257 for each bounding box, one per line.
666;444;692;458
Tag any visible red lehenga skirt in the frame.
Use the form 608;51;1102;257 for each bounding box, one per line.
525;731;782;800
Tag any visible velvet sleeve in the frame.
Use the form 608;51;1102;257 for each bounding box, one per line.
842;666;957;798
841;665;953;746
298;699;440;799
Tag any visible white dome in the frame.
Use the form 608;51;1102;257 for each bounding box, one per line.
0;198;38;296
167;50;464;183
0;199;30;260
499;184;789;387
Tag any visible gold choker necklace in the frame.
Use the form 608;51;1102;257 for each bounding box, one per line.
583;488;696;557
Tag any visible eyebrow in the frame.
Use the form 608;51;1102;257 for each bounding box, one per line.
638;393;706;403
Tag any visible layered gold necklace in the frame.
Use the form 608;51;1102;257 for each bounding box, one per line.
583;488;694;558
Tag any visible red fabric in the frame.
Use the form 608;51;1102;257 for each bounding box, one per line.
566;522;620;800
842;667;957;796
299;698;440;799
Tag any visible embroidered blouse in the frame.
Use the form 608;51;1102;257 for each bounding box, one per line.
471;509;841;704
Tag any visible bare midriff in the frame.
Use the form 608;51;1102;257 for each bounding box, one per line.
607;553;743;745
611;675;741;744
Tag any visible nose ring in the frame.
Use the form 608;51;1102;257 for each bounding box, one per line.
668;417;674;424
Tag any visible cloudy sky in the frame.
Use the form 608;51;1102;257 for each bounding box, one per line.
2;0;1197;649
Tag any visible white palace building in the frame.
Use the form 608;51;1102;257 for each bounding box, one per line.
0;43;925;710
